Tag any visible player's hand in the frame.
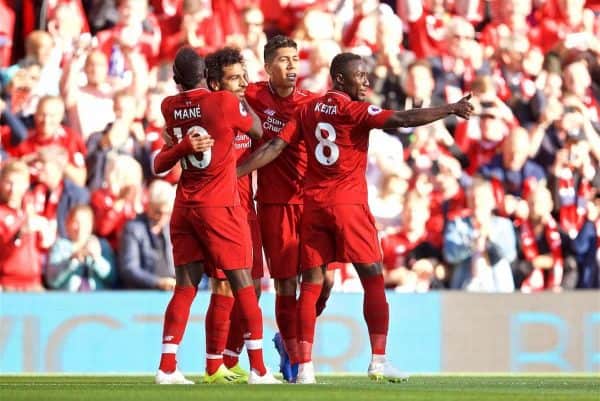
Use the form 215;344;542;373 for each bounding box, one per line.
187;128;214;153
451;93;474;120
157;277;176;291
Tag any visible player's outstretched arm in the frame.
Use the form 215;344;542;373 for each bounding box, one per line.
154;132;214;174
382;94;474;129
241;98;263;140
237;138;287;177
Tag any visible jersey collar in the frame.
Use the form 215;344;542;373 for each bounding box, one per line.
327;89;351;102
182;87;210;95
268;80;296;99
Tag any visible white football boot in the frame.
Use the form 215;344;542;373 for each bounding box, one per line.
296;362;317;384
248;369;282;384
155;369;195;385
368;360;409;383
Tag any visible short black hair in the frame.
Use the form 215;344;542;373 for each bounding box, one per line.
330;52;362;81
173;46;205;90
205;47;245;90
263;35;297;63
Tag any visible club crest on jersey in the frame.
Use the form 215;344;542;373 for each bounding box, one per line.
368;105;382;115
239;102;248;116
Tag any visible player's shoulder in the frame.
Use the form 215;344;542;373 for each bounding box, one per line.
294;87;320;104
245;81;268;99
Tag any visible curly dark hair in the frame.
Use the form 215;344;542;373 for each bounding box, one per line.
204;47;245;90
263;35;297;64
173;46;205;90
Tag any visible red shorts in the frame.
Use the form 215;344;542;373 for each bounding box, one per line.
300;204;382;270
257;203;303;279
209;210;264;280
170;206;251;270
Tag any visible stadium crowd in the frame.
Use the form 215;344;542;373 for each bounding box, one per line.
0;0;599;293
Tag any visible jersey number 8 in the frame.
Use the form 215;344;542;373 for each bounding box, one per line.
315;122;339;166
173;126;212;169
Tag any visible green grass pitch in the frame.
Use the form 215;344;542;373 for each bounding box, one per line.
1;375;598;401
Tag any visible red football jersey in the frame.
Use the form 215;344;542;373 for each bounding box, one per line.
0;204;43;289
289;90;394;205
161;88;253;208
245;82;318;204
10;126;87;167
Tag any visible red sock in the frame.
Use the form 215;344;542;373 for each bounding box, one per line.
159;286;197;373
360;274;389;355
275;294;299;364
234;285;266;375
296;282;322;363
223;299;245;369
205;293;234;375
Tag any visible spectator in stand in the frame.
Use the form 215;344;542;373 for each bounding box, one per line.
443;177;517;292
367;11;414;111
341;0;383;55
45;204;117;291
161;0;224;59
9;95;87;187
398;0;448;58
0;0;15;68
380;191;442;291
454;75;517;175
119;179;176;290
31;145;89;239
0;160;54;291
61;48;116;141
46;1;88;58
479;0;540;60
480;127;546;219
538;0;600;54
493;34;546;125
430;17;490;104
370;172;406;229
86;91;151;190
17;31;63;98
0;97;28;157
299;40;340;94
562;58;600;121
96;0;162;73
1;63;42;125
91;153;143;252
234;7;268;83
516;186;567;292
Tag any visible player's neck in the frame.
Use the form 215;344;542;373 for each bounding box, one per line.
270;82;295;98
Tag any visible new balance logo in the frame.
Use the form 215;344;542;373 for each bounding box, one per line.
264;109;276;116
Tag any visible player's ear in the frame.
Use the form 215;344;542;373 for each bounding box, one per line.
334;72;345;87
208;79;220;91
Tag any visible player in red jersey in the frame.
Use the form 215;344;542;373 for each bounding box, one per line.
294;53;473;383
242;35;335;382
240;53;473;383
153;47;279;385
201;47;266;383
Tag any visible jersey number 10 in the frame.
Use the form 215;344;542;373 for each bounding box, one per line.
173;126;212;169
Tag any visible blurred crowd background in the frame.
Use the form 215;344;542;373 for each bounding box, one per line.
0;0;599;293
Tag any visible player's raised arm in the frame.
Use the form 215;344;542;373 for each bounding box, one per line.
382;94;474;129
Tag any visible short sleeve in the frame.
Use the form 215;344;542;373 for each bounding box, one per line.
346;101;394;130
222;92;253;133
278;119;300;145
